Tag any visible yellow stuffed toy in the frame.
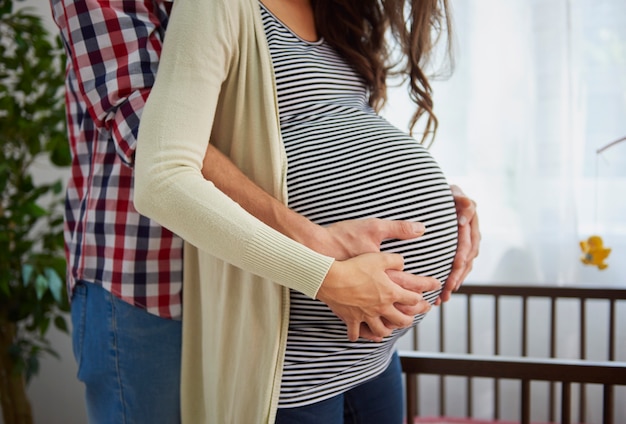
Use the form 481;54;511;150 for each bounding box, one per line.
580;235;611;270
581;137;624;271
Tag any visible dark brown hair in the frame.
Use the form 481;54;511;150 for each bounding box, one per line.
313;0;453;145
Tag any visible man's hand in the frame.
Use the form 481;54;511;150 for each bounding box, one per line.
436;184;480;305
311;218;426;260
316;252;441;342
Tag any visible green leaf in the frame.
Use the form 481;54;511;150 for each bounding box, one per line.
25;355;39;383
42;345;60;360
0;282;10;297
22;263;34;286
39;316;50;337
35;274;47;300
8;343;21;363
25;202;48;218
0;0;12;17
51;180;63;195
44;267;63;303
54;315;68;333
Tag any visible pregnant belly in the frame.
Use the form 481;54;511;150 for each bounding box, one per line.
287;115;457;271
281;117;457;403
283;113;458;338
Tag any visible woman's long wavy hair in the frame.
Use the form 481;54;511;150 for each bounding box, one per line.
312;0;453;145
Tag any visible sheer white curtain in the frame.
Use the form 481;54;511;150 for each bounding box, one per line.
388;3;625;420
385;0;626;285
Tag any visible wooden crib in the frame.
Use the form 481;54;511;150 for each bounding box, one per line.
399;284;626;424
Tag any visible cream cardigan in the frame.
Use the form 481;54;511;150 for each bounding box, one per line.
134;0;335;422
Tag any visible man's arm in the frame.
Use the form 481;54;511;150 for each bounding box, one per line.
202;145;430;260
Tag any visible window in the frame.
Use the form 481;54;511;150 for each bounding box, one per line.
384;0;626;284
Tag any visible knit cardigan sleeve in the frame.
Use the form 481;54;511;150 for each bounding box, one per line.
134;0;333;298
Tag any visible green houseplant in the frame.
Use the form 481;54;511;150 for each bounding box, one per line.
0;0;71;423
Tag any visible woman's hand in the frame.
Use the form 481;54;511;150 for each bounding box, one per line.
316;252;440;342
311;219;441;341
435;184;480;305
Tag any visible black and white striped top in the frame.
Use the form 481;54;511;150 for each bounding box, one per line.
260;4;459;408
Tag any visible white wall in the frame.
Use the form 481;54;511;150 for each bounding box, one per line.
26;327;85;424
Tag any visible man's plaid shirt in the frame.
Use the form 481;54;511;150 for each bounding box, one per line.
51;0;183;319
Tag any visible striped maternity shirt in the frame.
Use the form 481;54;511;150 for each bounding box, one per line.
260;4;459;408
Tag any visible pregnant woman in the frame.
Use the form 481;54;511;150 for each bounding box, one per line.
261;2;458;418
134;0;471;423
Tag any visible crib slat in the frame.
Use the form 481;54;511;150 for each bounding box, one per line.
549;297;557;422
580;299;587;421
550;297;557;357
494;295;500;421
411;322;419;417
603;384;614;424
494;295;500;355
580;298;586;359
521;380;530;424
466;294;472;417
561;382;571;424
439;303;445;352
522;296;528;356
439;304;445;417
439;377;445;416
406;374;417;424
609;299;616;361
492;379;499;422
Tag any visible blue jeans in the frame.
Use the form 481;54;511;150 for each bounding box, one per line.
275;352;404;424
71;281;182;424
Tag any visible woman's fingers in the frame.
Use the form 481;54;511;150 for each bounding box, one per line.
386;269;441;299
441;185;481;303
318;252;430;341
393;300;432;316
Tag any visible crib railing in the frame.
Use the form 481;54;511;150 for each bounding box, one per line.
403;283;626;423
400;350;626;424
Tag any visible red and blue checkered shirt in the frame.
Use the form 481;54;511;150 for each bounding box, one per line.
50;0;183;319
